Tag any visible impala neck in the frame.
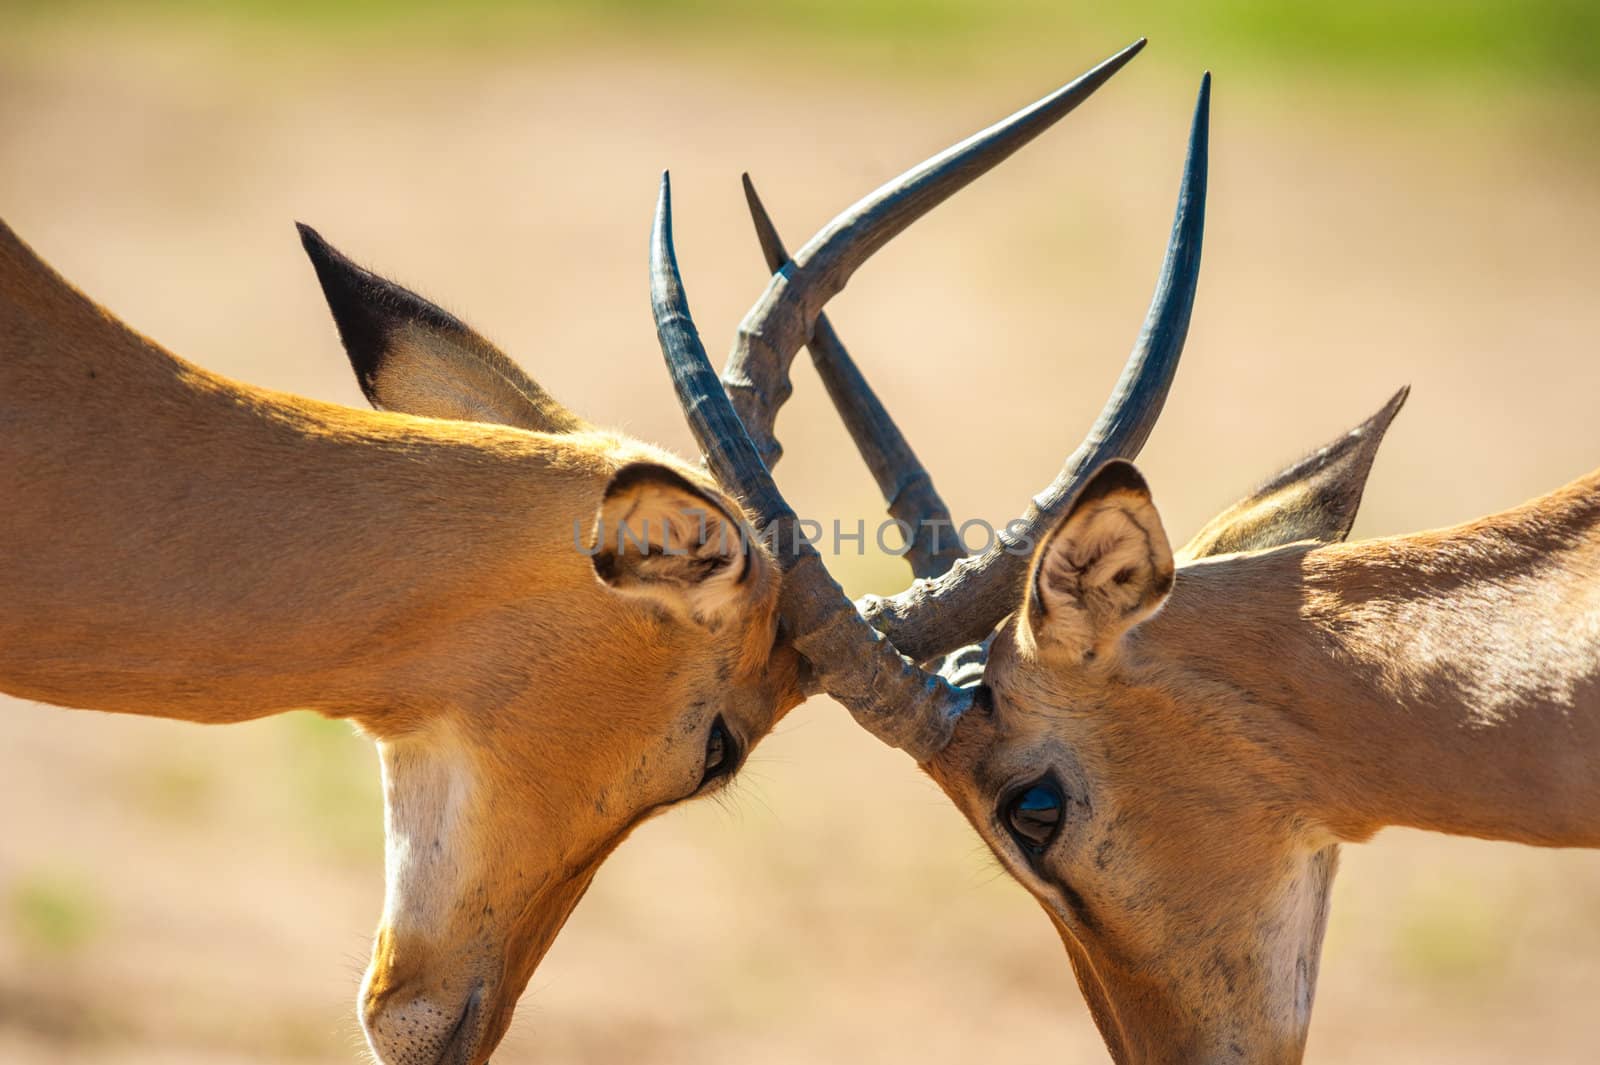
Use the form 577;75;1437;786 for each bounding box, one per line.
1150;473;1600;848
0;221;598;726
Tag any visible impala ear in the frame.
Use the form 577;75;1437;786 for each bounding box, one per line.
1178;387;1407;561
1024;460;1174;663
591;463;767;625
296;223;585;433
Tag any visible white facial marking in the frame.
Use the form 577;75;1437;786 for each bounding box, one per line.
361;723;479;1065
1260;845;1338;1043
378;724;475;934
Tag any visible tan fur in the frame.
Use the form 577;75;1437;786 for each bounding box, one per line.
928;463;1600;1065
0;220;801;1065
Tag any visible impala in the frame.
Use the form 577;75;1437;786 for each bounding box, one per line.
0;204;802;1060
0;41;1163;1065
649;61;1599;1065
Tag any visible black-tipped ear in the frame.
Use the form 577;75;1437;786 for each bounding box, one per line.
296;222;465;404
1178;387;1408;561
295;223;585;433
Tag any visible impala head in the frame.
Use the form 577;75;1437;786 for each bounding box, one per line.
925;437;1400;1065
647;45;1402;1065
295;227;799;1064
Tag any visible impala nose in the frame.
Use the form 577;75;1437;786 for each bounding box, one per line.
362;983;485;1065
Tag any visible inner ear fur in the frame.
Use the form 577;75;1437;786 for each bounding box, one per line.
1026;460;1174;663
591;462;760;624
1178;387;1407;561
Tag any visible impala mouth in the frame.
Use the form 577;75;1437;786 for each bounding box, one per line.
436;984;485;1065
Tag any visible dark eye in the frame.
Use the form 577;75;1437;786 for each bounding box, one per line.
700;717;737;786
1004;778;1064;854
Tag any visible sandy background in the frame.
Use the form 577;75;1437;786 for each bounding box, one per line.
2;8;1598;1063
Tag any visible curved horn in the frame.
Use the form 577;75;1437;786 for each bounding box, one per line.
740;174;963;580
861;72;1211;662
721;39;1147;470
651;174;968;761
652;52;1203;764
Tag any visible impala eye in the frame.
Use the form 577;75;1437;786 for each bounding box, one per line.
1005;778;1064;854
700;717;736;786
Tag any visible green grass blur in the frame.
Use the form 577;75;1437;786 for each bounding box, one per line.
13;0;1600;92
9;872;103;957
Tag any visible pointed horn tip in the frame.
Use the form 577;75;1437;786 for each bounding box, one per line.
740;174;791;273
741;172;772;219
1098;36;1147;74
1073;37;1146;87
743;176;777;223
1184;74;1212;162
655;170;675;214
652;172;673;235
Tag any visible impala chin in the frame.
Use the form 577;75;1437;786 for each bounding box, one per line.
361;726;613;1065
360;730;487;1065
360;858;599;1065
1035;845;1337;1065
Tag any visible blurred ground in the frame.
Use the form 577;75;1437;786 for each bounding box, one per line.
2;10;1599;1065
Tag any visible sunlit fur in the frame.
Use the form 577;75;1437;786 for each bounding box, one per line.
928;460;1600;1065
0;220;802;1065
